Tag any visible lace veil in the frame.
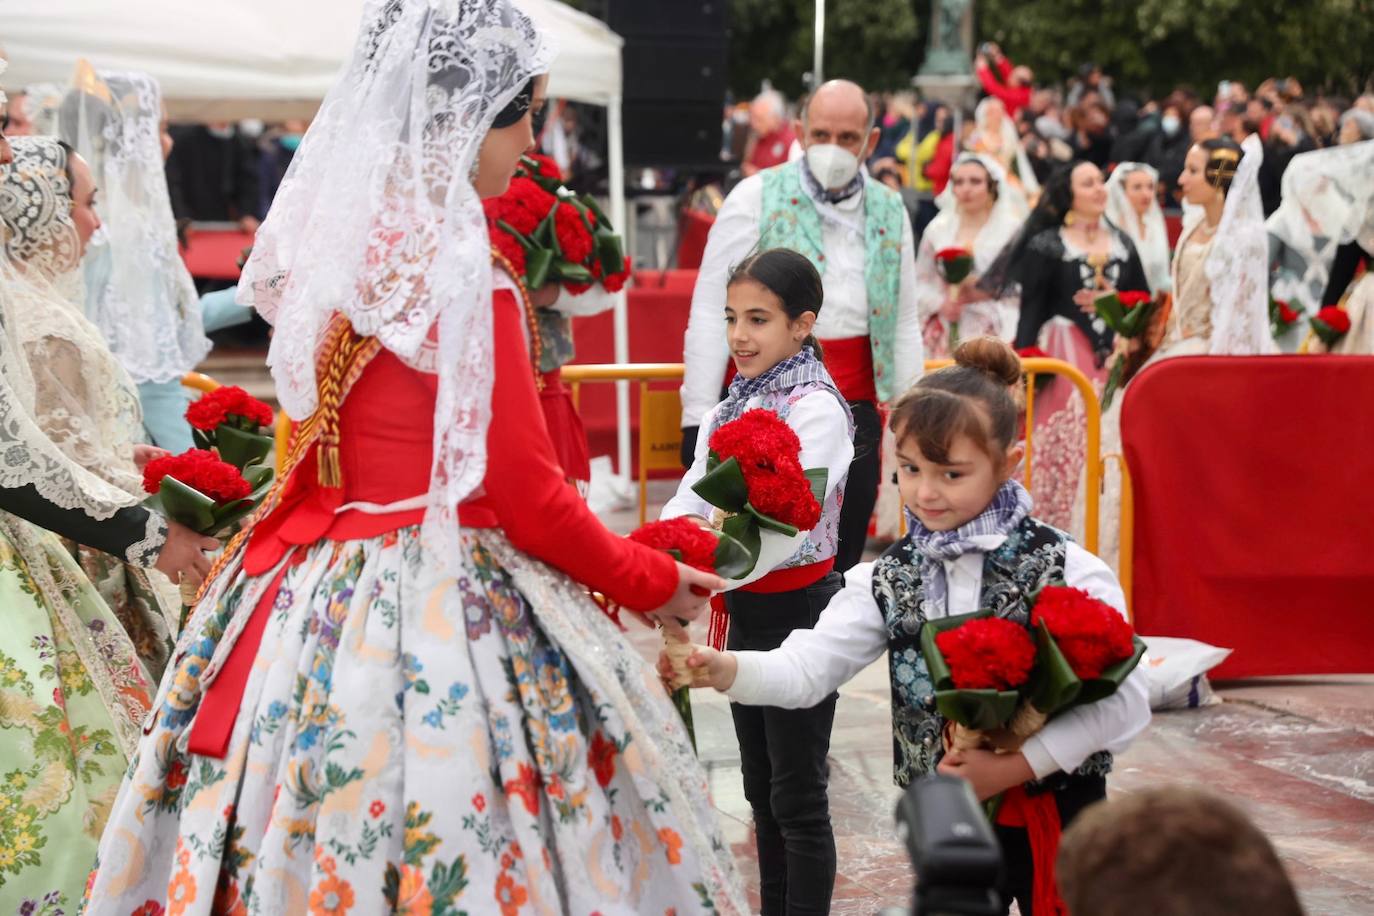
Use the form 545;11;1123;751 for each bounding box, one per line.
0;83;141;520
973;96;1041;203
0;137;146;496
1204;134;1277;355
1266;139;1374;313
54;65;211;384
1106;162;1171;294
926;152;1025;252
236;0;555;571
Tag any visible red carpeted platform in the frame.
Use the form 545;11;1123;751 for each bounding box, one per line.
1122;355;1374;677
180;229;255;281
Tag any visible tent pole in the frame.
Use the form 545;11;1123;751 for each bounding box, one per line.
607;93;632;487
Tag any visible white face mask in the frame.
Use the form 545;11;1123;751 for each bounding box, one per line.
1161;115;1181;136
805;143;861;190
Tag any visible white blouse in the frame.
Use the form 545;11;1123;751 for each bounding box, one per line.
725;538;1152;780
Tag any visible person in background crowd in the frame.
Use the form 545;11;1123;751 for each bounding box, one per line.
256;118;306;216
967;97;1039;209
974;41;1033;118
1058;787;1304;916
1146;91;1197;207
1069;98;1113;168
1106;162;1171;295
897;102;953;240
165;121;261;234
1340;108;1374;145
743;89;796;177
1189;104;1218;144
1;87;31;134
682;79;923;574
1068;61;1116;110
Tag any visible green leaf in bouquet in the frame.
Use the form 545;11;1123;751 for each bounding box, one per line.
1074;635;1148;705
525;248;555;290
191;428;216;452
149;477;219;534
1030;620;1084;716
216;425;275;471
1120;301;1154;338
573;202;598;236
690;455;750;512
804;467;829;506
1100;357;1125;411
551;260;595;284
580;193;611;228
1092;292;1127;331
536;209;560;257
595;232;625;276
743;502;800;538
495;220;537;252
712;528;755;580
918;609;990;690
720;512;762;578
934;687;1023;731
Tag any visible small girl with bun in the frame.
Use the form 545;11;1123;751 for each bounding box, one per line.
662;246;855;915
678;336;1151;915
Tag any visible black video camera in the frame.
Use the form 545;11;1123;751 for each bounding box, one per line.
883;775;1004;916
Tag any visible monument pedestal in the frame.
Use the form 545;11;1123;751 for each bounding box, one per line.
913;73;979;110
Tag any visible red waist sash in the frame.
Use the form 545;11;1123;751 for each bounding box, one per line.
817;336;876;404
706;558;836;650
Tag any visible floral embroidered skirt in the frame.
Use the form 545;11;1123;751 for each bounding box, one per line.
0;518;153;914
63;540;181;683
85;527;746;915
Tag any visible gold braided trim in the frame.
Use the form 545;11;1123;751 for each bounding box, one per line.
193;316;381;603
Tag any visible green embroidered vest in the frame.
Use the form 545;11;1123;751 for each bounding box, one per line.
759;160;906;402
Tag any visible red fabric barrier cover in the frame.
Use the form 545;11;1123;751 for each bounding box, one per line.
1122;356;1374;676
180;229;255;281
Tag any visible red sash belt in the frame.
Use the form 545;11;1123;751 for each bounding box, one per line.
995;786;1068;916
817;336;877;404
707;558;835;651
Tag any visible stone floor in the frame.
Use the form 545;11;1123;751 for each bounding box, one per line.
611;480;1374;915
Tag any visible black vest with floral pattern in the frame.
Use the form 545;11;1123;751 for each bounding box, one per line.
871;515;1113;788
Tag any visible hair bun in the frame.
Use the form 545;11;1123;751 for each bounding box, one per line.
953;336;1022;387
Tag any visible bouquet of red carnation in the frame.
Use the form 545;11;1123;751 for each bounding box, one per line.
1310;306;1351;347
1269;296;1302;340
935;247;975;347
143;449;273;605
1093;289;1156;410
1029;585;1144;702
186;386;275;471
629;518;750;749
922;612;1038;753
1015;346;1054;395
484;154;631;295
690;409;828;577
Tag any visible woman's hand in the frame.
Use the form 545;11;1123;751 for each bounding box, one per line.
648;562;726;625
1074;286;1112;314
153;519;218;583
939;294;966;323
936;748;1035;802
530;283;561;309
133;444;171;471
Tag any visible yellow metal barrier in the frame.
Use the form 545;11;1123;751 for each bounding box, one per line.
180;371;221;395
557;357;1115;560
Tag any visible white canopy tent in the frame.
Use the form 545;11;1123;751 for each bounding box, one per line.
3;0;636;480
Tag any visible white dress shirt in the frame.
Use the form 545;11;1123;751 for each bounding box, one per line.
662;390;855;589
680;173;923;427
726;539;1152;780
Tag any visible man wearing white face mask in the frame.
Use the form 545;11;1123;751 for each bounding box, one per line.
681;79;922;572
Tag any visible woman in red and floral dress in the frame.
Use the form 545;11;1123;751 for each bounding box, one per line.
83;2;746;914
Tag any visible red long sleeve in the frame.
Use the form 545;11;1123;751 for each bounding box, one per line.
478;290;679;611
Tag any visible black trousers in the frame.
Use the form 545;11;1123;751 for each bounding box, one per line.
726;573;844;916
834;399;882;573
994;774;1107;916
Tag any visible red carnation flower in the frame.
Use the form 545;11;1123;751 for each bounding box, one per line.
935;617;1037;691
1118;291;1152;310
143;449;252;503
708;410;820;530
1031;585;1136;680
629;517;720;572
935;247;972;262
554;202;595;265
600;257;633;293
185;386;273;431
518;152;563;182
1315;306;1351;334
489;224;528;278
1276;301;1299;324
497;177;556;236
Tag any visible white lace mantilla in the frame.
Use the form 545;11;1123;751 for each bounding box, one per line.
1203;134;1277;356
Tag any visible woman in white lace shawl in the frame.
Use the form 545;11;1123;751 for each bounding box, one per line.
0;87;215;912
0;136;182;679
1105;162;1171;296
966;96;1039;215
1092;135;1274;574
50;65;211;451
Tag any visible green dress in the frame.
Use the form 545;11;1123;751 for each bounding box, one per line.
0;514;154;912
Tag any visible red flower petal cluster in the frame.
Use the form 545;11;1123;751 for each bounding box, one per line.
517;152;563;182
935;247;972;262
143;449;252;503
935;617;1037;691
600;256;633;293
1276;300;1299;324
489;224;527;277
185;386;273;431
708;409;820;530
482;176;556;237
628;517;719;572
1118;291;1152;310
1031;585;1136;680
554;201;595;265
1315;306;1352;334
1016;346;1050;360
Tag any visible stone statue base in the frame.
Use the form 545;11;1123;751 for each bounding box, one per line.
913;72;979;110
